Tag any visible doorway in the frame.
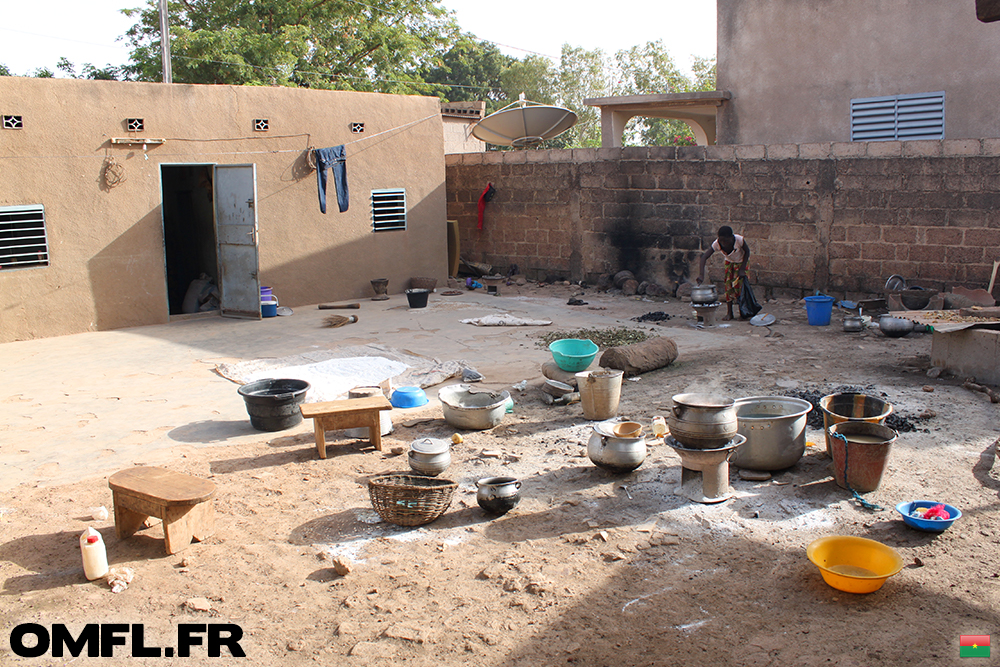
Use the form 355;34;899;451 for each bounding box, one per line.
161;164;217;315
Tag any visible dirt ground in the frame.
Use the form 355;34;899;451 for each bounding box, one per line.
3;283;1000;666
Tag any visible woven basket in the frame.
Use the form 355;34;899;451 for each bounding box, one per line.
368;474;457;526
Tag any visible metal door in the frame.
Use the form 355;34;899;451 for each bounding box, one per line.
214;164;261;319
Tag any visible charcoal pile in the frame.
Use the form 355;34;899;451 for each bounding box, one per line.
633;311;671;323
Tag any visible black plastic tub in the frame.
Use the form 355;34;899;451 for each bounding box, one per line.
405;288;430;308
238;379;310;431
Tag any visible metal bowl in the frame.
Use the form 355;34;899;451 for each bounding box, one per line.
878;316;914;338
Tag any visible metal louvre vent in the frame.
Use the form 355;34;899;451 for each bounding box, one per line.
0;204;49;269
851;92;945;142
371;189;406;232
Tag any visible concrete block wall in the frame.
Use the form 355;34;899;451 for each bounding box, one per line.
445;140;1000;295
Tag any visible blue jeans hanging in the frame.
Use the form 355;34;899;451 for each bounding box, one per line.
314;145;349;213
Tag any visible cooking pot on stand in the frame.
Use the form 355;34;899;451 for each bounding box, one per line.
668;393;738;450
691;284;718;304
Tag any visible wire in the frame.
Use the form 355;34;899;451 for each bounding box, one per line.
0;113;439;160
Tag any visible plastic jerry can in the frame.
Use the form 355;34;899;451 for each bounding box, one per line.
80;527;109;580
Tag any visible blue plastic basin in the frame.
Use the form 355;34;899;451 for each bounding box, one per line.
390;386;428;408
896;500;961;532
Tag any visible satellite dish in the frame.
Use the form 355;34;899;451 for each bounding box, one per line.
472;94;577;147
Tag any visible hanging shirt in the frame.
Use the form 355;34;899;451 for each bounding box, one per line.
712;234;746;264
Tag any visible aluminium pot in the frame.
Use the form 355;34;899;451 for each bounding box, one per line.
438;385;509;430
879;315;914;338
668;393;738;450
587;420;647;472
691;284;718;304
408;438;451;476
731;396;813;471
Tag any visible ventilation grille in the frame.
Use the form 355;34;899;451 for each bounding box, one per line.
371;189;406;232
851;92;945;142
0;204;49;269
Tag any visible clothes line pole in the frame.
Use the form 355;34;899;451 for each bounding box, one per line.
159;0;172;83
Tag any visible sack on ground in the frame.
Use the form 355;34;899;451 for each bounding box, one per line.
739;281;763;319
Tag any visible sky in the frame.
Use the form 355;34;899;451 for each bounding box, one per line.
0;0;716;77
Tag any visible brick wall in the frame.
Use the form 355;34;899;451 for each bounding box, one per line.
445;139;1000;296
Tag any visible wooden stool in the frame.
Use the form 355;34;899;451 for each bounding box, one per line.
300;395;392;458
108;467;216;555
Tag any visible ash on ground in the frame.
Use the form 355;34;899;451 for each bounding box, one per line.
633;311;672;323
780;386;930;433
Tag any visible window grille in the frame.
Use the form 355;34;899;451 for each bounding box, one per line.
851;92;944;142
371;189;406;232
2;115;23;129
0;205;49;269
254;119;269;132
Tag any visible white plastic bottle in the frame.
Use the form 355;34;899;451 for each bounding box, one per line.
80;527;109;581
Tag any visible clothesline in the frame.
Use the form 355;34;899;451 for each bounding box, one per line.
0;112;440;161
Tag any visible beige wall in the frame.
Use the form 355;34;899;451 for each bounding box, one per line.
717;0;1000;144
0;77;448;342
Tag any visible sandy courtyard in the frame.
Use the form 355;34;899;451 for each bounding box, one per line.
2;284;999;665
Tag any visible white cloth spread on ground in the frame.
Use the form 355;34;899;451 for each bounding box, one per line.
460;314;552;326
215;344;473;403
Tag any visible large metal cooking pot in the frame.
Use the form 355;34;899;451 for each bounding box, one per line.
731;396;813;471
668;393;738;449
691;284;718;304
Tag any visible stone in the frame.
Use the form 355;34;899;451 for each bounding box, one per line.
645;282;670;298
676;282;693;298
541;361;580;387
622;279;639;296
739;469;772;481
636;281;649;295
185;597;212;612
922;385;935;392
332;558;352;576
927;367;944;379
481;450;502;458
337;622;359;636
384;623;430;643
349;642;396;658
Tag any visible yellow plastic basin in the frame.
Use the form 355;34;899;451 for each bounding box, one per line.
806;535;904;594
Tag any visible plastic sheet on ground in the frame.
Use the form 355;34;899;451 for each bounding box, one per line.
215;344;474;403
459;313;552;326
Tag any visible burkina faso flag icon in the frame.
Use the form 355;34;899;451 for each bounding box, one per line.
960;635;990;658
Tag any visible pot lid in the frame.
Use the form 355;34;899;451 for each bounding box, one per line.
410;438;450;455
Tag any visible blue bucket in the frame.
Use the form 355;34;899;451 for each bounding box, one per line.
805;295;835;326
261;298;278;318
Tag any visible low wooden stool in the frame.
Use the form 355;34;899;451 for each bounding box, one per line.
300;395;392;458
108;467;216;555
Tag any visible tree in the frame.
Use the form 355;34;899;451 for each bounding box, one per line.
57;58;126;81
421;37;512;107
0;63;10;76
551;45;609;148
32;67;55;78
611;41;718;147
122;0;461;91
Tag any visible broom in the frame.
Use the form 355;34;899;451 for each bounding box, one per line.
323;314;359;328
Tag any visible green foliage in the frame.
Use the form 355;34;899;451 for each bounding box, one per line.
0;63;10;76
422;37;512;106
32;67;55;78
122;0;461;90
56;58;127;81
